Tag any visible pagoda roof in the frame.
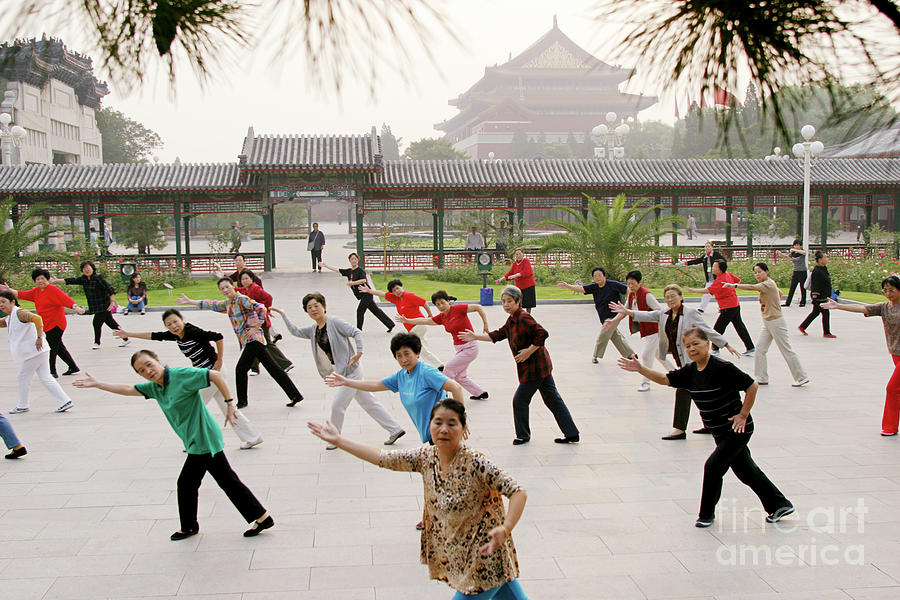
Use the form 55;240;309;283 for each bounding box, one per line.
0;37;109;109
822;123;900;158
239;127;382;172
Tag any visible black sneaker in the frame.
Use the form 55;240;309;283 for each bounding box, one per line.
695;517;714;528
470;392;489;400
170;527;199;541
766;505;795;523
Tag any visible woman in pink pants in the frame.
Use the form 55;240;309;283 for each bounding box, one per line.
823;274;900;436
396;290;490;400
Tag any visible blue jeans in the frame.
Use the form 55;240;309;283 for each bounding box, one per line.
128;297;146;311
0;414;21;449
452;580;528;600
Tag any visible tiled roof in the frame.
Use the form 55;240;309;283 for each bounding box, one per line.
0;163;258;194
823;125;900;158
371;158;900;190
239;126;381;171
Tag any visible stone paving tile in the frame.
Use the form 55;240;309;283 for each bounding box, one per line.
2;266;900;597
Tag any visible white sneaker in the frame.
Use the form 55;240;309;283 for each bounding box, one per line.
118;339;131;348
638;382;650;392
55;400;74;413
325;444;338;450
92;343;101;350
792;377;810;387
240;437;263;450
248;371;259;377
9;407;30;414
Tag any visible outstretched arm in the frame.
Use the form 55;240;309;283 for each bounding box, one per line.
459;329;491;342
72;372;144;396
617;355;670;386
395;315;436;326
324;372;389;392
821;298;867;313
320;261;340;273
307;421;382;465
358;285;385;298
113;329;154;340
556;281;586;294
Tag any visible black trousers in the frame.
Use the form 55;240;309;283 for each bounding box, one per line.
698;432;790;520
177;451;265;531
800;299;831;334
356;294;394;330
45;326;77;376
250;324;292;372
310;249;322;270
784;271;807;306
511;374;579;440
673;387;693;431
236;340;302;405
92;311;122;344
713;306;754;351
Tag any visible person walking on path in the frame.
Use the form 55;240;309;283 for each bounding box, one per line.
598;270;675;391
112;308;264;449
236;270;293;373
723;263;809;387
51;260;128;350
676;240;724;313
308;399;530;600
799;250;835;338
124;272;147;315
396;290;490;401
618;327;795;528
324;332;464;445
321;253;395;332
359;279;443;367
557;267;635;364
73;350;274;540
687;214;697;240
610;284;740;440
459;286;579;446
272;293;406;449
496;248;536;313
465;226;485;263
1;269;84;378
307;222;325;272
822;275;900;435
778;239;808;307
229;221;243;254
0;291;75;414
685;259;755;356
177;278;303;409
0;413;26;459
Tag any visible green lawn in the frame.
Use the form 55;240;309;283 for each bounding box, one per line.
14;279;225;312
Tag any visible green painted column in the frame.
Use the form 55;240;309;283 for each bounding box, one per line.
183;213;192;271
865;194;873;232
893;192;900;258
671;196;679;247
356;202;365;267
82;198;91;244
746;195;754;256
262;208;272;271
725;199;733;246
432;205;439;268
654;205;661;247
173;196;182;270
437;196;445;268
516;197;524;239
269;207;277;269
821;194;829;251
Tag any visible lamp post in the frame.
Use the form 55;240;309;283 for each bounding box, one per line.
790;125;825;257
592;111;630;159
0;111;27;167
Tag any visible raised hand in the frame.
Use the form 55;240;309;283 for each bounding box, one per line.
72;372;99;388
358;285;373;294
269;306;284;315
324;373;349;388
307;420;340;444
112;329;128;338
176;294;193;305
821;298;839;310
609;301;627;315
617;355;641;372
393;314;409;323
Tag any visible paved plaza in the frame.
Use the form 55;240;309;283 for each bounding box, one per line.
2;245;900;599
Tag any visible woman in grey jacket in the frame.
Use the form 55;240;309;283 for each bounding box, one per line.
271;293;406;449
610;284;740;440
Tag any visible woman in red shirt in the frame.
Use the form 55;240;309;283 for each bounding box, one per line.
496;248;536;312
0;268;85;378
237;270;293;373
397;290;490;400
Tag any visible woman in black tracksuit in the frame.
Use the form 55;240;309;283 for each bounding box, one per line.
51;260;128;348
798;251;834;337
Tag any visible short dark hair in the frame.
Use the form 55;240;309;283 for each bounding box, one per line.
682;326;709;342
815;250;826;262
233;253;245;261
591;266;607;276
0;290;18;304
430;398;467;427
238;269;257;285
312;222;319;226
625;270;642;282
348;252;359;260
129;272;141;284
216;277;234;287
162;308;182;322
302;292;326;312
387;279;403;293
31;268;51;281
882;276;900;292
130;349;160;370
714;259;727;272
431;290;451;304
390;332;421;356
79;260;97;273
755;262;769;272
792;238;802;246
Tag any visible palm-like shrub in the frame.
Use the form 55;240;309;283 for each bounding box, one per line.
538;195;681;280
0;200;58;283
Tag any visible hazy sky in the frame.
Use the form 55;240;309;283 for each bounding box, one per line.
13;0;895;163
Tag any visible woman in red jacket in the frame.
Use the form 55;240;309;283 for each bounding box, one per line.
0;268;85;378
496;248;536;313
237;270;293;373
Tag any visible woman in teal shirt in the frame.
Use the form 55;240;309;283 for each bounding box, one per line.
73;349;274;541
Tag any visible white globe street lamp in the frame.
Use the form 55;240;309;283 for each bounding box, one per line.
0;111;27;167
790;125;825;257
592;111;629;159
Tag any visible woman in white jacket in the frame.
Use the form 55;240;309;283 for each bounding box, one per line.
272;292;406;449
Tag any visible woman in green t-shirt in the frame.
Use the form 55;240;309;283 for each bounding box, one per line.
73;349;274;541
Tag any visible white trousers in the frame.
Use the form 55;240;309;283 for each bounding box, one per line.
18;353;72;410
699;280;713;312
330;384;403;435
200;386;261;444
410;324;442;367
638;333;676;384
754;316;808;383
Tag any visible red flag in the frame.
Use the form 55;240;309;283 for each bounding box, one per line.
714;87;736;106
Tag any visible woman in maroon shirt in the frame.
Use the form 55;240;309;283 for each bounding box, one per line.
496;248;536;312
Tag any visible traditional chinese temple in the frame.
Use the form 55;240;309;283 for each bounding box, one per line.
435;17;656;159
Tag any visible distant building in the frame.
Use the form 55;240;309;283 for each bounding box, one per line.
435;18;656;160
0;37;109;165
822;123;900;159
